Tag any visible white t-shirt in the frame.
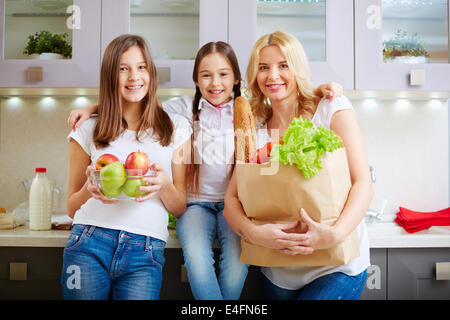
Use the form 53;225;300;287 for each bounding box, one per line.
163;96;234;203
67;113;191;242
257;96;371;290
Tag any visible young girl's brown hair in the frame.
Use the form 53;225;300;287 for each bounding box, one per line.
189;41;242;195
94;34;173;148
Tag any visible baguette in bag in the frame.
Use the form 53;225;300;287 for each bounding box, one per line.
233;96;257;163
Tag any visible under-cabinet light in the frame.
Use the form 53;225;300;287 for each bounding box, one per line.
40;97;56;111
394;99;411;112
362;99;377;110
427;99;443;109
6;97;22;110
73;97;90;108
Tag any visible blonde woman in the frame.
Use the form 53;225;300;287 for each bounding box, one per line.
223;30;373;300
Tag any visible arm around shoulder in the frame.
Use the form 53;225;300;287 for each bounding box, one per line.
162;96;194;122
67;104;98;130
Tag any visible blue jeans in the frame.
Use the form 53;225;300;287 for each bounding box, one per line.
60;224;166;300
265;269;367;300
176;201;249;300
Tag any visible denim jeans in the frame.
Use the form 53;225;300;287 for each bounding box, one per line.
176;201;249;300
60;224;166;300
265;269;367;300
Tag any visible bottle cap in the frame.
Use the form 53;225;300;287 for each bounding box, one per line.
35;168;46;173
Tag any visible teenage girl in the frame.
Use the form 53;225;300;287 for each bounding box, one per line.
62;34;191;300
67;41;342;300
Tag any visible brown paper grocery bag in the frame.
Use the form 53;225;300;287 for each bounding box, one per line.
236;148;359;267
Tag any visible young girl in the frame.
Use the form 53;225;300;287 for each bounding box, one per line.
68;41;342;300
223;30;373;300
62;34;191;300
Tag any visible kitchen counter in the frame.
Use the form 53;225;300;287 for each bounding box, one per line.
0;225;182;248
0;218;449;248
365;213;450;248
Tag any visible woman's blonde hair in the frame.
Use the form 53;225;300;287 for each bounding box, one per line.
246;30;318;124
94;34;173;148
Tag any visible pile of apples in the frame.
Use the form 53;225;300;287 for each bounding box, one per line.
95;151;150;198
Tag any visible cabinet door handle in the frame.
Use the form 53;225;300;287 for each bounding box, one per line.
436;262;450;280
410;69;426;86
27;66;43;82
157;67;171;83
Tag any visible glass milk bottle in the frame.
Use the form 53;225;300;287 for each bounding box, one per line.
29;168;52;230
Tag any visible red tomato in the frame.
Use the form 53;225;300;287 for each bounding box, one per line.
250;142;273;164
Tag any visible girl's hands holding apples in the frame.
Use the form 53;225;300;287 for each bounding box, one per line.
135;163;172;202
85;165;118;204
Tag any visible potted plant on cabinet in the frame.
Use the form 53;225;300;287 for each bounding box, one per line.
383;29;430;64
23;30;72;60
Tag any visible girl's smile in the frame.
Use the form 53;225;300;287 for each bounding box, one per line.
119;45;150;105
208;89;225;95
125;84;144;90
195;52;239;106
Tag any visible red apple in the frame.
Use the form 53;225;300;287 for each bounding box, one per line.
124;150;150;175
95;153;119;170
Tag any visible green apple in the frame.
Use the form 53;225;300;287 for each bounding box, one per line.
100;161;126;196
100;183;122;198
122;177;146;197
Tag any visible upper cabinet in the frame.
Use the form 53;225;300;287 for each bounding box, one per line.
355;0;450;91
101;0;228;88
0;0;448;91
228;0;354;90
0;0;101;87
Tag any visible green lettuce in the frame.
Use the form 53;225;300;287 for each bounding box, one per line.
168;211;177;230
270;116;344;179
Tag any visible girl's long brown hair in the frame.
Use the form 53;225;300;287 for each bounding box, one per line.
188;42;242;195
94;34;173;148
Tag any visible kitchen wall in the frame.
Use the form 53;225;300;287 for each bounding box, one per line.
352;97;448;216
0;96;95;213
0;95;448;217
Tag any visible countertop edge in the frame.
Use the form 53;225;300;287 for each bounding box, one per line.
1;224;450;249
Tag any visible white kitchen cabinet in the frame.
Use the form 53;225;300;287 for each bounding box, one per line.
0;0;101;87
355;0;450;91
101;0;228;89
228;0;354;90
